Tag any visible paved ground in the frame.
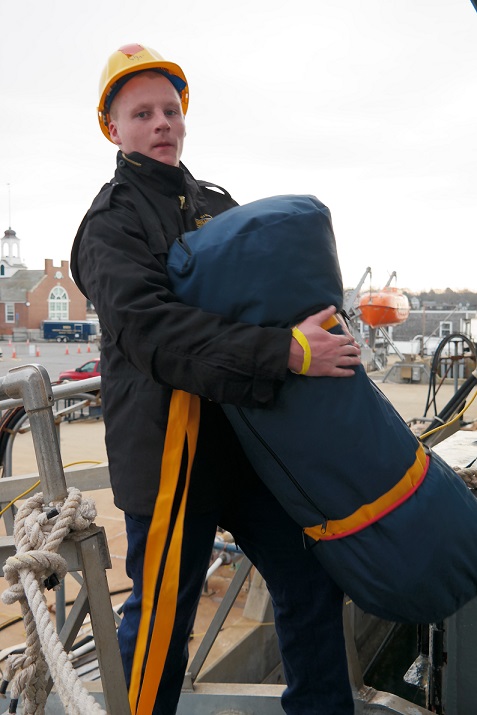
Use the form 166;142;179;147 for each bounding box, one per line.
0;340;101;384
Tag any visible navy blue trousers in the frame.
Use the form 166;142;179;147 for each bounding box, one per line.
117;403;354;715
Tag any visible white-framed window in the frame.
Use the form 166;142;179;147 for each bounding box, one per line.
5;303;14;323
48;286;69;320
439;321;452;338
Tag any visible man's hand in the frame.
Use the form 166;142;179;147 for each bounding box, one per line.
288;306;361;377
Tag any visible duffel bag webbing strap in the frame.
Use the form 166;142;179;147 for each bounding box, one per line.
320;314;339;331
305;444;429;542
129;390;200;714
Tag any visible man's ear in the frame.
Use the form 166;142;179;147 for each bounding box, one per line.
109;121;122;146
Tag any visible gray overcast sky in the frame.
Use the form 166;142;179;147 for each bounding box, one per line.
0;0;476;292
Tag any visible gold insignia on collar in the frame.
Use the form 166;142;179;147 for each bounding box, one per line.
195;214;213;228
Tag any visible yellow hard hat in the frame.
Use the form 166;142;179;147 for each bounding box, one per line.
98;43;189;142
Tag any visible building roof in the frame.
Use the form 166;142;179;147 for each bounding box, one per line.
0;270;45;301
392;309;477;341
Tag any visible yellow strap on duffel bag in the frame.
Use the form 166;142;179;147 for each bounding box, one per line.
319;315;340;331
129;389;200;714
304;444;429;542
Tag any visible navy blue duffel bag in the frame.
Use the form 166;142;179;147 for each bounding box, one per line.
168;194;477;623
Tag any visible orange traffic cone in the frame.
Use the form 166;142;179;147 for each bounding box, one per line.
77;346;81;354
87;344;91;353
36;347;40;357
65;346;69;355
12;345;16;359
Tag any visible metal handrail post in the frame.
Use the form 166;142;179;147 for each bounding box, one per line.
0;364;67;504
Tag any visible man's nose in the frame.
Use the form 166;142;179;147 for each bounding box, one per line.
155;112;171;130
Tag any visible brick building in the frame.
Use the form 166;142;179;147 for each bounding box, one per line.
0;227;86;340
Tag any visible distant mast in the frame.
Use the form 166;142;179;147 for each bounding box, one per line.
7;182;11;229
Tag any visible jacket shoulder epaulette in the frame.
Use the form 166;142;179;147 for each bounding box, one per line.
86;180;126;217
196;179;233;200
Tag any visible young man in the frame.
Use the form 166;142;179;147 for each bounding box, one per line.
71;43;359;715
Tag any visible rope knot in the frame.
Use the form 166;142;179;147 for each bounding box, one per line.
0;485;106;714
454;466;477;489
69;495;97;531
2;552;67;604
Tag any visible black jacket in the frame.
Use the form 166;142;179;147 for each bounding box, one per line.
71;152;290;513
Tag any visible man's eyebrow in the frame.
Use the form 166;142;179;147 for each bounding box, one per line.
129;101;153;112
130;99;182;111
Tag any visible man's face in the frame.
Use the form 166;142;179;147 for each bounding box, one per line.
108;72;186;166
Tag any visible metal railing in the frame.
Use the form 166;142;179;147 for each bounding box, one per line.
0;365;129;714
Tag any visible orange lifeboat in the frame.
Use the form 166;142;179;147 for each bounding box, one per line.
359;286;410;328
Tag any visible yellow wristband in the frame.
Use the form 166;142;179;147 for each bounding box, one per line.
291;326;312;375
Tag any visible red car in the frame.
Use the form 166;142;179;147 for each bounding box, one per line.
59;358;101;382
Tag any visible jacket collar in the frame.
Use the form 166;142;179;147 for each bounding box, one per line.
114;151;208;224
115;151;186;196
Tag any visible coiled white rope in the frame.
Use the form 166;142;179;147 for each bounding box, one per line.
454;466;477;490
1;487;106;714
